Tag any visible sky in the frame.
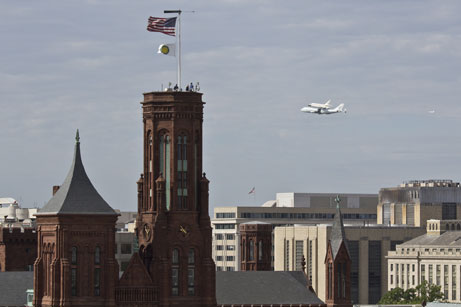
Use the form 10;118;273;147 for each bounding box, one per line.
1;1;461;213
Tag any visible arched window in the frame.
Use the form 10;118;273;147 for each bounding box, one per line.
94;246;100;265
147;131;153;208
249;240;254;261
159;133;171;210
71;246;78;265
172;248;180;296
188;249;195;295
457;224;460;230
177;134;188;209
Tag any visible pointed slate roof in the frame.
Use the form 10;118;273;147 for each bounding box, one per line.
36;131;117;216
330;196;349;258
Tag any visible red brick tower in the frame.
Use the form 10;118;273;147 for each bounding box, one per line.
0;227;37;272
239;222;272;271
134;91;216;307
325;197;352;307
34;132;119;307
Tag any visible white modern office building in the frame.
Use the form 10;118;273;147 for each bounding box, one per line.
212;192;378;272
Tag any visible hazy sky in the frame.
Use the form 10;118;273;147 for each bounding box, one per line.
2;1;461;213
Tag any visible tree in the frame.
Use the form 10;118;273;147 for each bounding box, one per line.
416;280;444;303
378;281;444;304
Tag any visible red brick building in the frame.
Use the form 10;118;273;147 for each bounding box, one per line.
0;227;37;272
33;132;119;307
240;222;272;271
116;91;216;306
27;90;325;307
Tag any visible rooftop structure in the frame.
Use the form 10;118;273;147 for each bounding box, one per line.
212;192;377;272
378;180;461;227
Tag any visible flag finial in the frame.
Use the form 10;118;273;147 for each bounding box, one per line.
75;129;80;144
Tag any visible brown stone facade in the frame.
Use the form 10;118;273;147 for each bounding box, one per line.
34;214;118;307
219;305;325;307
239;223;272;271
0;227;37;271
116;91;216;307
324;241;352;307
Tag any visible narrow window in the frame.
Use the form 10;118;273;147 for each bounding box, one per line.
71;268;77;296
94;246;101;296
159;134;171;210
94;246;100;265
188;249;195;295
177;135;188;209
71;246;78;296
172;248;179;296
71;246;77;265
249;240;254;261
94;268;100;296
258;240;263;261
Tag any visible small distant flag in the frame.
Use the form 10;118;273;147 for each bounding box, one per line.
158;43;176;56
147;16;177;36
248;187;255;195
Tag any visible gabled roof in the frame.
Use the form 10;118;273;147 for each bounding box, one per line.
36;131;117;216
330;199;349;258
216;271;324;305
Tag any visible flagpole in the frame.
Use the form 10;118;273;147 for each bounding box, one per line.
178;11;181;89
164;10;182;89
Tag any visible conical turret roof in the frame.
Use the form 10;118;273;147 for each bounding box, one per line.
36;131;117;216
330;196;349;258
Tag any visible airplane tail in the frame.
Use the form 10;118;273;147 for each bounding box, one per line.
335;103;345;112
325;99;331;107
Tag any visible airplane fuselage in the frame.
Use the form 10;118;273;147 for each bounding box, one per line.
300;103;345;115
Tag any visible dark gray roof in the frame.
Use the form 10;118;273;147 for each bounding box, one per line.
36;136;117;216
216;271;324;305
330;203;349;258
2;271;324;306
401;231;461;246
0;271;33;306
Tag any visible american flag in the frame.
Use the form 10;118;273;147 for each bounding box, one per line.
248;187;255;194
147;17;177;36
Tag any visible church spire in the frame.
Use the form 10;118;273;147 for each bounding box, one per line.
330;195;348;258
75;129;80;144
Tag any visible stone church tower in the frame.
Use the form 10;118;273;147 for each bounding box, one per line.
34;132;119;307
123;91;216;306
324;196;352;307
239;222;272;271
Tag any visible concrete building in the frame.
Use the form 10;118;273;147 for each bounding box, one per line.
0;198;37;227
115;231;137;272
377;180;461;227
273;223;426;304
212;192;378;271
387;219;461;303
